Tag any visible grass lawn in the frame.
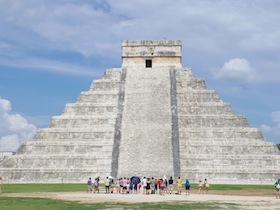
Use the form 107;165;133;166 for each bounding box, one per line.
0;197;238;210
0;183;274;209
2;183;85;193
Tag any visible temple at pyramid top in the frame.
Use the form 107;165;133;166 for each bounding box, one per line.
121;40;182;67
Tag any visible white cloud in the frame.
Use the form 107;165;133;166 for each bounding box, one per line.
0;97;36;152
0;56;98;76
0;0;280;82
0;135;20;152
260;111;280;140
213;58;260;83
271;111;280;125
260;124;272;133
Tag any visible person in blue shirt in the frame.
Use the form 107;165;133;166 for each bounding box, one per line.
185;178;191;195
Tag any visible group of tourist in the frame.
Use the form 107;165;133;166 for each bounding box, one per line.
86;176;211;195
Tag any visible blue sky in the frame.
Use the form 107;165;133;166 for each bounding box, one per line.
1;0;280;151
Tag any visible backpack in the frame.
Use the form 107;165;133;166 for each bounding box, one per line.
185;179;190;187
276;183;280;189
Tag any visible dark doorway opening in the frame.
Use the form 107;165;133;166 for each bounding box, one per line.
146;59;152;68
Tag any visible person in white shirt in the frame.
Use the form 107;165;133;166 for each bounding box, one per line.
142;177;147;194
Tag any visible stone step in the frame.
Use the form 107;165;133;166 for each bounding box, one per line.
48;117;116;127
34;138;114;143
52;115;117;119
17;143;114;155
63;104;118;115
178;102;233;115
0;168;109;183
49;117;116;128
77;93;119;103
179;140;276;146
176;78;207;90
178;115;248;127
179;128;262;139
179;145;278;155
180;154;280;159
181;167;280;173
177;91;221;102
34;129;114;140
180;156;280;167
175;67;195;78
90;81;120;91
2;155;113;168
76;93;118;103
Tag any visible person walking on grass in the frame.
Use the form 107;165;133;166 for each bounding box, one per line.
93;177;100;193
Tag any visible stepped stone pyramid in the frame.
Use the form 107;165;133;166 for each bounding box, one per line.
0;40;279;184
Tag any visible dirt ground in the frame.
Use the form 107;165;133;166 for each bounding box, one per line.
1;190;279;210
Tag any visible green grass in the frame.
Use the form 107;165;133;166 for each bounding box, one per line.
0;197;238;210
2;183;86;193
199;184;274;191
0;183;274;209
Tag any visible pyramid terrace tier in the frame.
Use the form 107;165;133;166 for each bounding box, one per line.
178;102;234;115
178;115;248;128
17;139;278;155
180;141;279;155
0;168;106;183
17;141;114;155
176;77;208;90
1;155;112;169
180;154;280;165
48;115;117;128
179;127;263;139
177;90;222;102
33;128;114;141
76;92;119;103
